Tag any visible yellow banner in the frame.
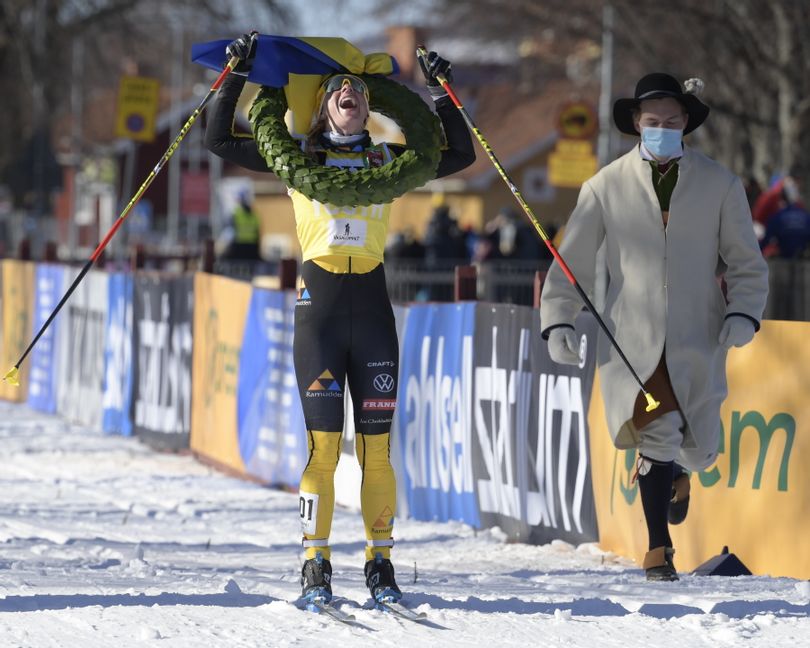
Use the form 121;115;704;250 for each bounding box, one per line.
190;273;252;473
115;76;160;142
589;320;810;578
0;261;34;401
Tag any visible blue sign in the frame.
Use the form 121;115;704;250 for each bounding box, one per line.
397;303;480;526
27;264;64;413
237;289;307;486
102;273;134;436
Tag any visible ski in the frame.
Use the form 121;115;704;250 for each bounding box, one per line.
306;597;357;624
376;599;428;623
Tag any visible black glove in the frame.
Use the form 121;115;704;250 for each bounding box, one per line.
226;32;257;75
418;50;453;99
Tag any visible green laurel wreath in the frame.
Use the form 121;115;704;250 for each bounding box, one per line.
249;75;443;206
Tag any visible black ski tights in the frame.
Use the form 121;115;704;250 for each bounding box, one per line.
638;458;675;550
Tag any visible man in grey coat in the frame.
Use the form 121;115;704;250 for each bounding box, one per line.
540;73;768;581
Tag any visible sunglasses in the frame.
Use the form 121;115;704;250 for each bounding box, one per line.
323;74;369;101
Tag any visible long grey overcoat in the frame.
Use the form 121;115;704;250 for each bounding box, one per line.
540;145;769;470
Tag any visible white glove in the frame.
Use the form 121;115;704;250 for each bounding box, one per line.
547;326;580;365
718;316;756;349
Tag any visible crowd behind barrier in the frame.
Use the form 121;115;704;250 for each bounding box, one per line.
0;258;807;579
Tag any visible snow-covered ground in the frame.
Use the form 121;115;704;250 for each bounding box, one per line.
1;402;808;647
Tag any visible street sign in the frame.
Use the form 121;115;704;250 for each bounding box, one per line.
557;101;598;140
548;139;598;188
115;76;160;142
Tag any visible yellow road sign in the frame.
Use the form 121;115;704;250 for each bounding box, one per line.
115;76;160;142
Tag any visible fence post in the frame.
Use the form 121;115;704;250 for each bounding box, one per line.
454;264;477;301
131;243;145;271
202;238;215;273
17;237;31;261
44;241;58;263
533;270;547;308
279;257;298;290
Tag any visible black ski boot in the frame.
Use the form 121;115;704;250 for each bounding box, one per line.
364;552;402;603
301;552;332;603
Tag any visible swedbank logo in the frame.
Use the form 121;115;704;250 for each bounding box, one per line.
610;410;796;510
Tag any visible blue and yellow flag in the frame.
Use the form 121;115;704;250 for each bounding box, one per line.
191;34;399;135
191;34;399;86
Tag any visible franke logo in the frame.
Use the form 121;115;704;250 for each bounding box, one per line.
362;399;396;410
373;373;395;393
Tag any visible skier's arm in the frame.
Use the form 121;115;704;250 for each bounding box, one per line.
433;96;476;178
204;74;271;172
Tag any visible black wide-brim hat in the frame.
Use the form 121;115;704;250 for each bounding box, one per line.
613;72;710;136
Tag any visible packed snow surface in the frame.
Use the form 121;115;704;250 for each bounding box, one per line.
0;402;808;647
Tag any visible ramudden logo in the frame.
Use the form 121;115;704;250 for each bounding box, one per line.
610;410;796;511
372;505;394;533
306;370;343;398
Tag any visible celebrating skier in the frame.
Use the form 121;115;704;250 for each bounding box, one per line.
205;33;474;605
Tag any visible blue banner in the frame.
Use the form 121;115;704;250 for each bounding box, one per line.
397;303;480;526
27;264;64;413
237;289;307;486
102;273;134;436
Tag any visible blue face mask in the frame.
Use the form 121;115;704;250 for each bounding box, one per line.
641;127;683;160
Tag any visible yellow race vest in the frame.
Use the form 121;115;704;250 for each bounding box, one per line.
290;144;393;268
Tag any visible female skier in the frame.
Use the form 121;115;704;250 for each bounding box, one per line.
205;33;475;605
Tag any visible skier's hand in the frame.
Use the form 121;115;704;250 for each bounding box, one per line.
547;326;581;365
718;316;755;349
226;32;258;75
418;50;452;99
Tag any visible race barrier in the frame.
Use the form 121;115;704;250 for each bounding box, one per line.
131;274;194;450
190;272;252;473
590;319;810;579
1;262;808;578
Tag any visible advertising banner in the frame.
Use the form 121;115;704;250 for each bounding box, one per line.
397;303;479;527
588;319;810;578
472;307;599;545
55;269;109;427
102;273;134;436
55;269;109;428
0;260;34;402
27;264;65;413
132;274;193;450
190;273;252;474
237;288;307;486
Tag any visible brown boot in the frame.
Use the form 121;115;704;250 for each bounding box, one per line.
643;546;679;581
668;469;691;525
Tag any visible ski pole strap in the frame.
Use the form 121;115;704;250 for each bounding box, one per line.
367;539;395;548
302;538;329;548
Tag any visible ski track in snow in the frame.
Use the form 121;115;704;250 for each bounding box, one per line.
0;402;808;647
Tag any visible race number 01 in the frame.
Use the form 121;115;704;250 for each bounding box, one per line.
298;491;319;535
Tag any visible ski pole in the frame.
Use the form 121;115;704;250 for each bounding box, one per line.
2;54;242;387
416;47;659;412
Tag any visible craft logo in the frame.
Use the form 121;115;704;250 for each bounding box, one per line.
373;373;395;393
367;360;395;368
372;505;394;534
297;287;311;306
362;399;396;410
306;369;343;398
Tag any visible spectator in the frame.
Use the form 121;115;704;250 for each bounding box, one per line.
760;177;810;258
385;226;425;261
423;205;468;264
224;191;261;261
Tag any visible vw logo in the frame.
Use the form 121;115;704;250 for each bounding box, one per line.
373;373;395;393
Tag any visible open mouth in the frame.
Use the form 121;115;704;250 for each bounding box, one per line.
339;95;358;110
